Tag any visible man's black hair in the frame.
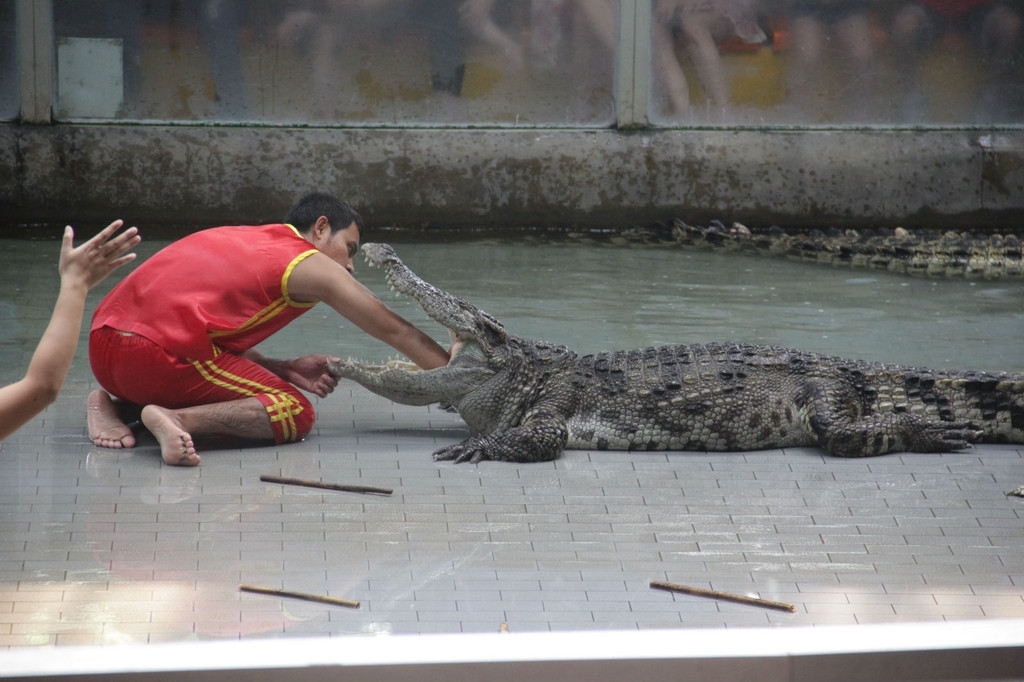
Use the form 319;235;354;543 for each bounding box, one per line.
283;193;364;235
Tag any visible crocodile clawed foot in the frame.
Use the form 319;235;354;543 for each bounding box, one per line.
433;439;489;464
909;418;984;453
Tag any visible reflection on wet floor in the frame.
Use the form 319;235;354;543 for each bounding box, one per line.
0;236;1022;647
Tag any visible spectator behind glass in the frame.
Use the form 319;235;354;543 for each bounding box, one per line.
892;0;1022;122
276;0;475;120
93;0;247;119
651;0;766;122
198;0;248;119
783;0;879;123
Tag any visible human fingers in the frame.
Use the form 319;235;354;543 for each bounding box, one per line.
73;222;140;287
60;225;75;253
91;221;141;259
105;251;139;271
310;378;331;398
90;223;140;273
79;219;125;251
104;230;141;267
317;371;339;397
78;220;141;261
96;218;125;239
57;225;76;275
105;224;141;255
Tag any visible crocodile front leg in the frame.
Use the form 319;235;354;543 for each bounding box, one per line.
433;406;569;463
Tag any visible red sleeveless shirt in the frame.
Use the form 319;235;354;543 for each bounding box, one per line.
92;223;320;360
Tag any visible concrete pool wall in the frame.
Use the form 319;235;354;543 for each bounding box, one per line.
2;124;1023;232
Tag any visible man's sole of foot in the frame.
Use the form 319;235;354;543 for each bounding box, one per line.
140;405;200;466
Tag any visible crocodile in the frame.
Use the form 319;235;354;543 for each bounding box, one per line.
329;243;1024;464
670;220;1024;280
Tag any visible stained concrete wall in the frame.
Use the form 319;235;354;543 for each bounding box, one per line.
1;124;1022;233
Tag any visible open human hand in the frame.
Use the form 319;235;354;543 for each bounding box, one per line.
59;219;141;291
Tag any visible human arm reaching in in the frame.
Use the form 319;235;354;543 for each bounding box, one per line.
239;260;447;402
0;220;140;440
288;252;450;372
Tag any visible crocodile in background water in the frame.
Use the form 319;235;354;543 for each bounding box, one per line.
329;244;1024;464
670;220;1024;279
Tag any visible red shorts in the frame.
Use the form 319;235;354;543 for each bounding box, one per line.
89;326;315;444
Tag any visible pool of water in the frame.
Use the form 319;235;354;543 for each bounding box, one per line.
280;238;1023;375
1;235;1021;384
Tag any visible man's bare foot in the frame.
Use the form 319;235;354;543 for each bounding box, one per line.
140;405;200;466
88;390;136;449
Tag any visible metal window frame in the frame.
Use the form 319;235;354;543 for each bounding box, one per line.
615;0;650;129
16;0;53;123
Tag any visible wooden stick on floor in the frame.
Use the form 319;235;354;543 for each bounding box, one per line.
260;474;392;496
650;580;795;613
239;584;360;609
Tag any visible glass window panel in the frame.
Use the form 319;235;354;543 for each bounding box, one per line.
45;0;1024;127
885;0;1023;125
54;0;249;121
50;0;618;126
271;0;618;126
647;0;1024;126
0;0;16;120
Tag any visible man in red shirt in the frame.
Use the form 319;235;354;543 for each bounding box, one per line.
87;193;449;466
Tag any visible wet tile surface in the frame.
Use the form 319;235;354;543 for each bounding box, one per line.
1;236;1023;649
1;375;1022;647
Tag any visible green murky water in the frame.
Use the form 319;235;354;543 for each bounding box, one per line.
1;236;1021;383
281;239;1023;374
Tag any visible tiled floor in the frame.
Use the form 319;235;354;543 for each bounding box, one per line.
1;236;1022;655
1;372;1023;648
